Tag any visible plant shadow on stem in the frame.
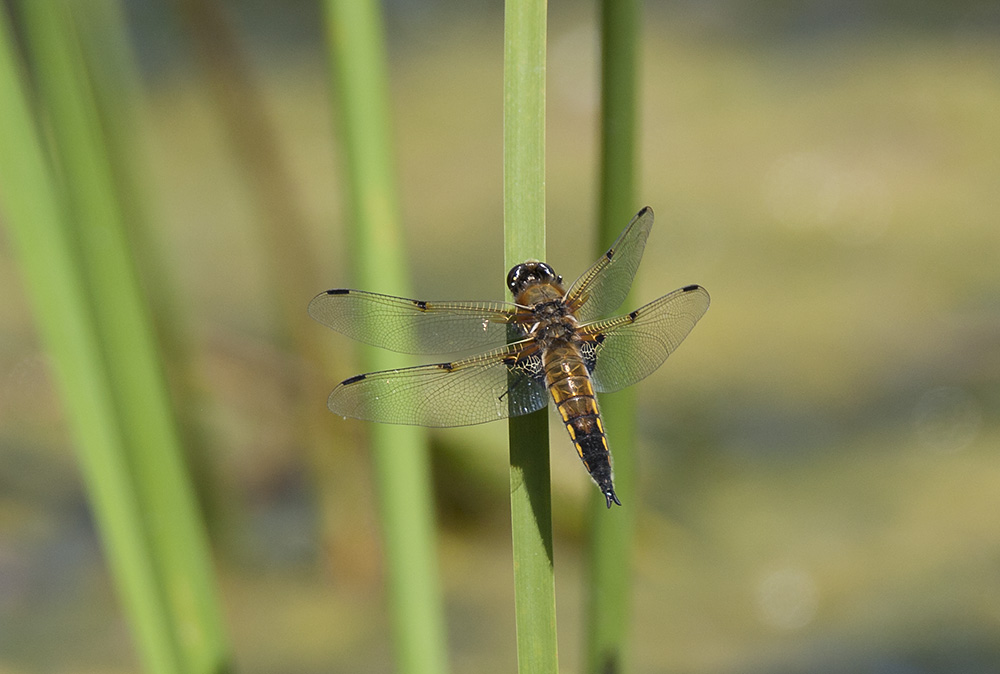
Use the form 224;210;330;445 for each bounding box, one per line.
509;409;554;565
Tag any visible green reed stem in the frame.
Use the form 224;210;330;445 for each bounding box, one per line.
322;2;449;674
1;4;230;673
77;0;228;550
19;2;231;672
504;1;558;673
0;19;179;674
584;1;642;672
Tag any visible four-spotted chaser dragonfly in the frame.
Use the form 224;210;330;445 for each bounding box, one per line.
308;207;709;508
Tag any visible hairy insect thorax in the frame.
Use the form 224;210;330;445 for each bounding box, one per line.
514;282;580;349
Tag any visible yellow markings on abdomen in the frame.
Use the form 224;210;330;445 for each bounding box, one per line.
542;344;610;465
538;333;619;507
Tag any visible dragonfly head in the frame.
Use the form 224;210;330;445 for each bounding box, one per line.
506;261;560;297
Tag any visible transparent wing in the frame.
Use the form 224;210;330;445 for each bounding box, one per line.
308;288;521;355
327;341;549;427
579;284;710;393
565;207;654;324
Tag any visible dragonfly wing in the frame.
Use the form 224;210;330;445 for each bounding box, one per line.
580;284;710;394
308;288;521;354
565;207;654;324
327;341;549;427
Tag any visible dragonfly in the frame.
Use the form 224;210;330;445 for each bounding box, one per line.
308;207;710;508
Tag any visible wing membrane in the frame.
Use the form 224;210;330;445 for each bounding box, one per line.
580;284;710;393
565;207;654;323
327;341;549;427
308;288;520;355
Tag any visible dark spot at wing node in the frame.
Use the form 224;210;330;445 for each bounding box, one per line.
326;288;350;295
436;362;455;372
413;299;428;310
628;310;639;321
342;373;367;385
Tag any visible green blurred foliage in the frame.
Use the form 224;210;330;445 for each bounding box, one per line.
1;2;999;673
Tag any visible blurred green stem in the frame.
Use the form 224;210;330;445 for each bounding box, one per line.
322;2;449;674
504;1;558;673
1;4;229;674
585;1;641;672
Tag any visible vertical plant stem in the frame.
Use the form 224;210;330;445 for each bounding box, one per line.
0;6;228;674
584;0;641;672
15;2;231;672
504;1;558;673
322;2;449;674
75;0;231;554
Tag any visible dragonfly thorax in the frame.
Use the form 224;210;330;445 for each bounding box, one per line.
530;317;578;346
532;299;569;320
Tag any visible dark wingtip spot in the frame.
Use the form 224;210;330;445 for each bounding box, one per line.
341;373;367;385
326;288;349;295
682;284;701;292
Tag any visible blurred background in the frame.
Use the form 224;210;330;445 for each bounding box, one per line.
2;0;1000;672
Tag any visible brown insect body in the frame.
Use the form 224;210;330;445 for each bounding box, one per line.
309;207;711;510
511;268;619;508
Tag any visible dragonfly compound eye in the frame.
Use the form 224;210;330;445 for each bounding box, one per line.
507;261;558;296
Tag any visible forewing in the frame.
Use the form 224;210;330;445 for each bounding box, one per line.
580;285;710;393
308;288;520;355
327;341;549;427
565;207;654;323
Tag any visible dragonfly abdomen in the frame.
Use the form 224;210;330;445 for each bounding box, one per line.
543;345;620;508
